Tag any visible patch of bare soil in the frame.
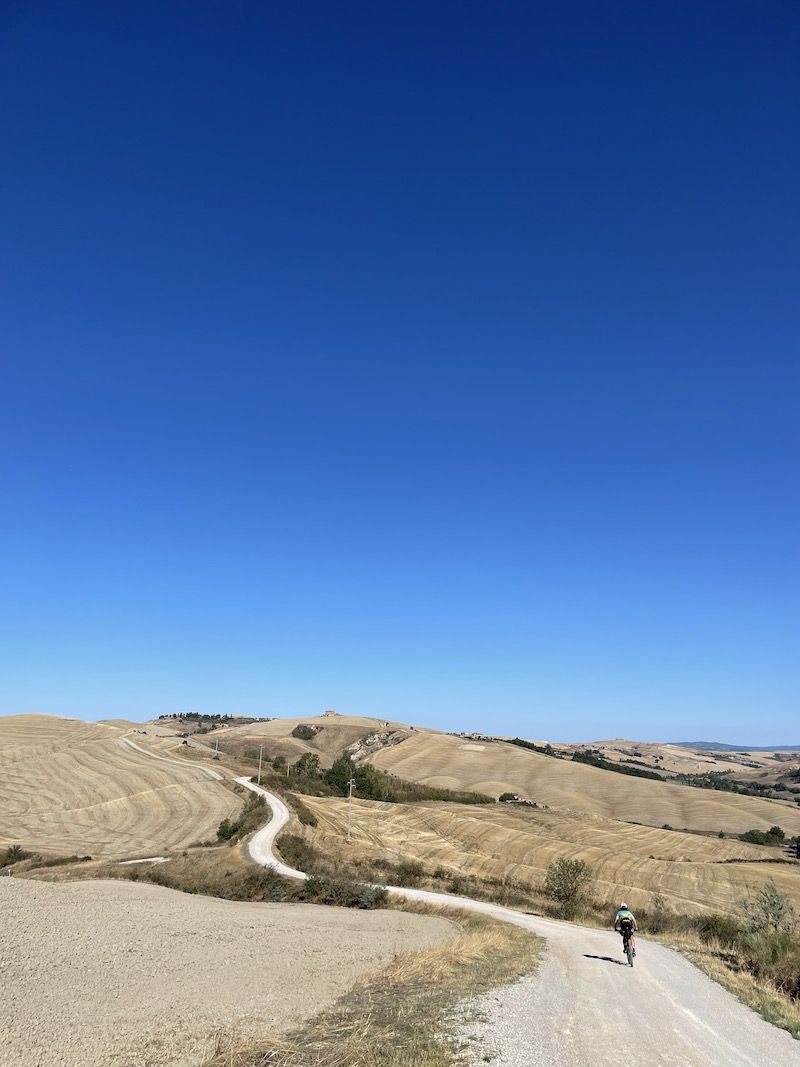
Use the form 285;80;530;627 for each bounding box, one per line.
0;877;454;1067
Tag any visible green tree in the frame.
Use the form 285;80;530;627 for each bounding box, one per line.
325;755;356;794
542;858;593;920
294;752;321;777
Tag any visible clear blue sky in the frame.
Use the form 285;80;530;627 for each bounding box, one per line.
2;3;798;742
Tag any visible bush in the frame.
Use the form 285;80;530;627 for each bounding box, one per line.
698;913;742;947
0;845;32;868
739;827;786;846
302;875;388;909
291;724;317;741
392;860;425;886
646;893;670;934
543;858;593;920
738;880;797;935
499;792;518;802
277;832;322;873
216;792;268;843
291;795;318;826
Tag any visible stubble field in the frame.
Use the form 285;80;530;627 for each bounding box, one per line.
294;792;800;915
0;715;242;857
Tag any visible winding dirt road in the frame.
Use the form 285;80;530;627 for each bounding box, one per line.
239;778;800;1067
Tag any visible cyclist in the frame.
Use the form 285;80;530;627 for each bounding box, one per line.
614;902;637;958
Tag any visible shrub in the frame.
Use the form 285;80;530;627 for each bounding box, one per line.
392;860;425;886
698;913;742;947
739;827;786;846
291;795;318;826
302;876;388;909
543;858;593;920
499;792;518;802
216;792;268;843
738;880;797;936
647;893;670;934
0;845;32;868
291;724;317;741
277;832;322;873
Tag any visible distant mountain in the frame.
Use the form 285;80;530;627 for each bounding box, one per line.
673;741;800;752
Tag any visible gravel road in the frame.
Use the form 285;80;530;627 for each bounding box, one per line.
0;877;453;1067
243;779;800;1067
457;924;800;1067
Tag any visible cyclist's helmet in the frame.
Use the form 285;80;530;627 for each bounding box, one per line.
619;902;629;910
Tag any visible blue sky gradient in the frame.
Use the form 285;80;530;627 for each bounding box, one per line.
2;3;798;741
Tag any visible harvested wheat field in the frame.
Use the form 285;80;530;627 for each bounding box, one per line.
295;793;800;916
369;732;800;835
0;715;241;858
0;877;454;1067
558;738;800;785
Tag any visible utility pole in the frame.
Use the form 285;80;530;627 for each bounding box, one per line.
347;777;356;842
214;738;219;760
257;744;263;785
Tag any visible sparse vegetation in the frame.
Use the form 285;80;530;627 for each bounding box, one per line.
571;748;665;781
0;844;32;868
739;826;786;846
108;843;388;910
291;724;318;741
323;755;494;805
217;792;269;843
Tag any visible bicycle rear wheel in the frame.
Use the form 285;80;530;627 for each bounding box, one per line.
625;939;634;967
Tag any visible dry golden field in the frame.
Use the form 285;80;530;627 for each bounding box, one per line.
295;793;800;916
368;733;800;835
558;739;800;785
0;715;242;858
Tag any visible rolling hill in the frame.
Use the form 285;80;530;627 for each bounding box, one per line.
367;732;800;835
0;715;241;857
207;712;417;768
295;792;800;916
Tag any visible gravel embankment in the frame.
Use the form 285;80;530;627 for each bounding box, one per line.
0;877;454;1067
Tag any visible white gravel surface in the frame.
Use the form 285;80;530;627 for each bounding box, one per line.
457;927;800;1067
0;877;454;1067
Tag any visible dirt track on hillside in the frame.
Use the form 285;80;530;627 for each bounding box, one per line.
0;877;454;1067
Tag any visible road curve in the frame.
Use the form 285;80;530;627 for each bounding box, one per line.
239;778;800;1067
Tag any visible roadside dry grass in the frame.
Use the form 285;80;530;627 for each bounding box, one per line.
205;907;542;1067
658;930;800;1039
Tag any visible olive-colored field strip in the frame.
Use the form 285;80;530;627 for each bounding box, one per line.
0;716;241;857
298;793;800;915
369;732;800;835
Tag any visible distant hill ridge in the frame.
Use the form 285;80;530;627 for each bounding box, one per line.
673;741;800;752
